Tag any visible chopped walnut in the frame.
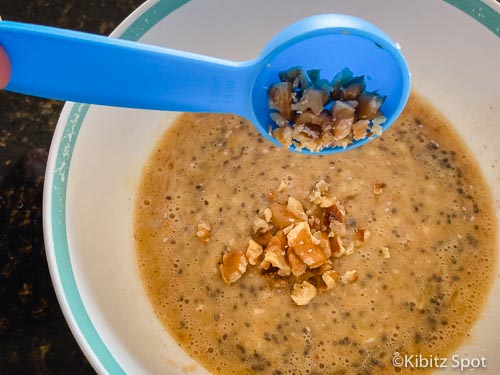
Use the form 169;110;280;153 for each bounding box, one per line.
319;131;335;149
286;197;307;221
315;179;329;192
268;68;387;152
372;115;387;128
330;235;346;258
322;270;339;290
219;180;369;304
269;203;290;228
246;239;263;265
263;208;272;223
313;231;331;258
287;222;328;268
252;217;272;234
371;121;384;136
291;88;328;115
260;231;290;276
290;281;317;306
379;246;391;259
220;251;248;285
332;101;355;141
329;220;347;237
291;125;323;152
308;214;322;231
352;119;370;141
270;112;290;127
287;248;306;277
309;179;337;208
282;223;294;235
268;82;293;119
272;126;293;148
340;270;358;285
322;202;347;228
355;229;371;246
295;110;331;127
278;181;287;192
358;92;385;120
312;194;337;208
196;221;211;242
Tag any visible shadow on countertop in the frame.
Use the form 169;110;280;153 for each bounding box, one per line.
0;1;145;373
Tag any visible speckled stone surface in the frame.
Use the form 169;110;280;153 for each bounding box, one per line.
0;1;144;373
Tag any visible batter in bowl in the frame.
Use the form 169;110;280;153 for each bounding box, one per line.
135;93;497;374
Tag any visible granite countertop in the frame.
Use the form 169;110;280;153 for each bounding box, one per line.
0;1;144;373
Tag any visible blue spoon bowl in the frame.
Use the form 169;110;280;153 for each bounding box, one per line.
0;14;410;154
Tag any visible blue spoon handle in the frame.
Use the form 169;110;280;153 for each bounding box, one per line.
0;21;255;115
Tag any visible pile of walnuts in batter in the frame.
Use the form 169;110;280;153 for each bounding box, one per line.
219;180;370;306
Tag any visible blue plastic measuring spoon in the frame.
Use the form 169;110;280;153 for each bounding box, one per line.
0;14;410;154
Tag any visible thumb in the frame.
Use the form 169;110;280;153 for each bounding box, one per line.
0;45;11;89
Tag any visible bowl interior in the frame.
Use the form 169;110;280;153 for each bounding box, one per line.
44;0;500;374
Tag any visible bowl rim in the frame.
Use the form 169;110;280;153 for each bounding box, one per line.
42;0;191;373
42;1;500;374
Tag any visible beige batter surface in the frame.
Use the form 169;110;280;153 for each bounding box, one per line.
135;93;497;374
